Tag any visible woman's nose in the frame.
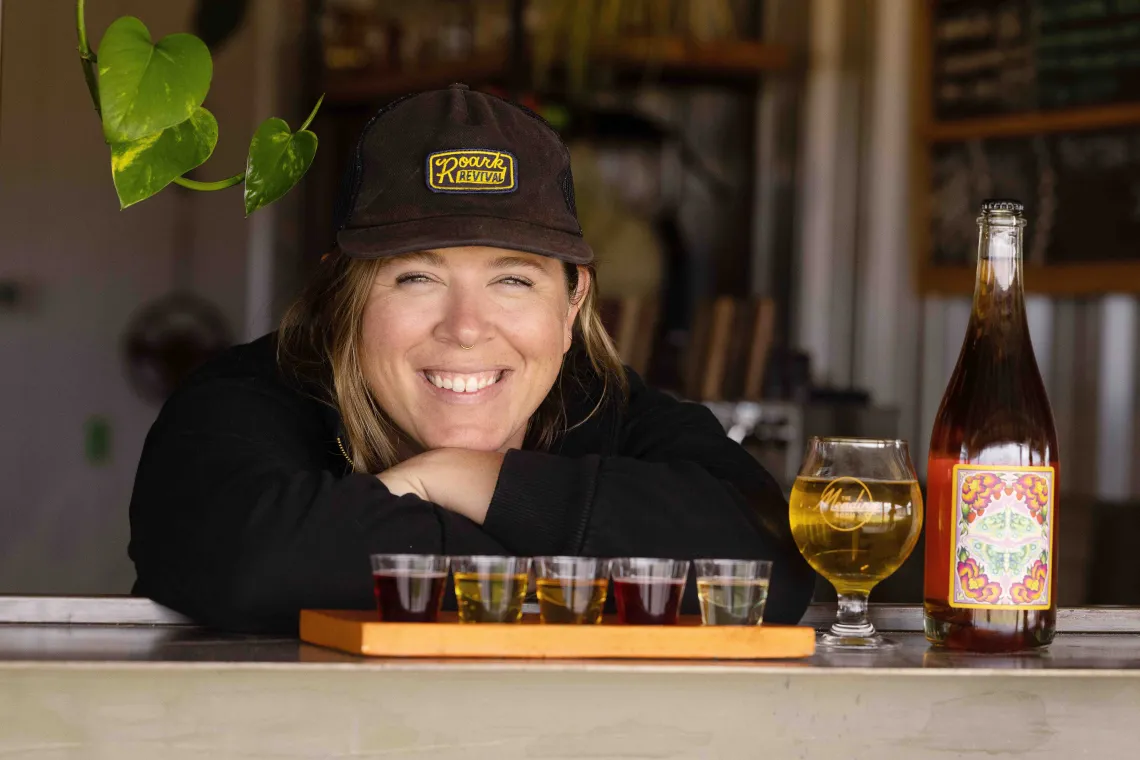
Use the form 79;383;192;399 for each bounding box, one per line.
434;286;491;349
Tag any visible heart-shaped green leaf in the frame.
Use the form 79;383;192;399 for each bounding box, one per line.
110;107;218;208
243;97;323;216
97;16;212;144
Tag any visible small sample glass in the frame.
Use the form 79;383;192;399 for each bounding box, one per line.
611;557;690;625
694;559;773;626
451;555;531;623
370;554;450;622
533;556;612;624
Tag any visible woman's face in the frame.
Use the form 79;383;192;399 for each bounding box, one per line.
361;246;586;454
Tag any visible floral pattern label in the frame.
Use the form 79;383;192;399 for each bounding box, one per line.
950;464;1054;610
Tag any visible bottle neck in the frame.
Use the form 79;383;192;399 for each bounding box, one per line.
973;214;1027;323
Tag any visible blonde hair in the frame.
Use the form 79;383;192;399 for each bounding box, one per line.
277;250;627;473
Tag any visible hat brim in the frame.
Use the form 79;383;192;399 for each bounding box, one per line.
337;216;594;265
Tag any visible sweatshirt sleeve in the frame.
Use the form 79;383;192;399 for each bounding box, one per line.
128;377;506;633
482;373;816;624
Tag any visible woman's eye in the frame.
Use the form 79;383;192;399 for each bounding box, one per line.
495;276;534;288
394;273;433;285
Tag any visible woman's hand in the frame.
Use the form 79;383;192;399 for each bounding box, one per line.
375;462;428;501
377;449;505;525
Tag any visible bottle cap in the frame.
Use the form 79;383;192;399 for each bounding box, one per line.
981;199;1024;214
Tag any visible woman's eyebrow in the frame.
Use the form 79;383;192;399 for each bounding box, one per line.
489;255;549;273
385;250;448;268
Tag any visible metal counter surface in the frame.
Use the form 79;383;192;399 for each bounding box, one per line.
2;599;1139;759
2;598;1140;671
4;623;1140;674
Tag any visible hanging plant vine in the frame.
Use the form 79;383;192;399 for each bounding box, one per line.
75;0;322;215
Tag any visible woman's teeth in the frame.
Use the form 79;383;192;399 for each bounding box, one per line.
424;371;502;393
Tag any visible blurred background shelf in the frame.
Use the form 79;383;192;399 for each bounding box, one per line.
927;102;1140;142
324;40;793;105
918;263;1140;296
325;53;510;104
588;37;791;74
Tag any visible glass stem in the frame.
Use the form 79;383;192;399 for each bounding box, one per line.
830;591;876;638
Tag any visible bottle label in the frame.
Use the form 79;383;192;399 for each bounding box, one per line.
949;464;1054;610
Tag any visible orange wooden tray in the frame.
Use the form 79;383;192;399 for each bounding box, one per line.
300;610;816;660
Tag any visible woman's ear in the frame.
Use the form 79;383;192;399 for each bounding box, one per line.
564;266;591;352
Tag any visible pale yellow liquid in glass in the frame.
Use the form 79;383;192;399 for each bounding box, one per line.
696;578;770;626
453;572;528;623
789;476;923;595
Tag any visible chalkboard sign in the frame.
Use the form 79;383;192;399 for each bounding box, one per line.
933;0;1140;121
929;127;1140;267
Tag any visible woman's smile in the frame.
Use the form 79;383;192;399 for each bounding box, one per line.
418;368;511;401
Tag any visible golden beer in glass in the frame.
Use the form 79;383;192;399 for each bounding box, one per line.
790;438;923;649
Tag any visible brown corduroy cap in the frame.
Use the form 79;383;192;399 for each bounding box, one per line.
333;84;592;264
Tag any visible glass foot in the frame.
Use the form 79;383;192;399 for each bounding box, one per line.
818;629;897;650
815;591;896;650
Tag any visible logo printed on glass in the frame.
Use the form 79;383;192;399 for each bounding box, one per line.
950;464;1054;610
818;476;875;532
426;149;517;194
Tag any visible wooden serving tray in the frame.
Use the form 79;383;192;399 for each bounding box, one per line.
300;610;816;660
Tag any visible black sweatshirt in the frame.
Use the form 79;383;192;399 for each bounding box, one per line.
128;334;815;632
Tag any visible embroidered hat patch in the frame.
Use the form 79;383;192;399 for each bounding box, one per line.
426;149;517;194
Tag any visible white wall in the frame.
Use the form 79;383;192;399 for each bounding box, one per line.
0;0;267;592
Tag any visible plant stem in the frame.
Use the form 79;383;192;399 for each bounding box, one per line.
170;94;322;193
174;173;246;192
299;94;325;132
76;0;101;117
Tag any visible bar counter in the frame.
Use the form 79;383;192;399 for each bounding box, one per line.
2;598;1139;758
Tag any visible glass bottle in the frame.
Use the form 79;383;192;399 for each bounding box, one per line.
924;199;1059;652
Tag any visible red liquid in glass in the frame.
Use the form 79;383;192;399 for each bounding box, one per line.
613;578;684;625
373;572;447;622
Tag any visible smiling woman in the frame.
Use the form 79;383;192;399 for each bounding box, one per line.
127;84;815;633
361;248;588;455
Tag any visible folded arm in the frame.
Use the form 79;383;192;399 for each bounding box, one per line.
128;378;506;633
481;376;816;624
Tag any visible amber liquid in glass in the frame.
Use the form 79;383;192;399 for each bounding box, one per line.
924;206;1059;653
613;578;684;625
453;572;528;623
535;578;608;624
373;572;447;622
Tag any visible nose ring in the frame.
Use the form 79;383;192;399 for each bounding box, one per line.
460;343;474;350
